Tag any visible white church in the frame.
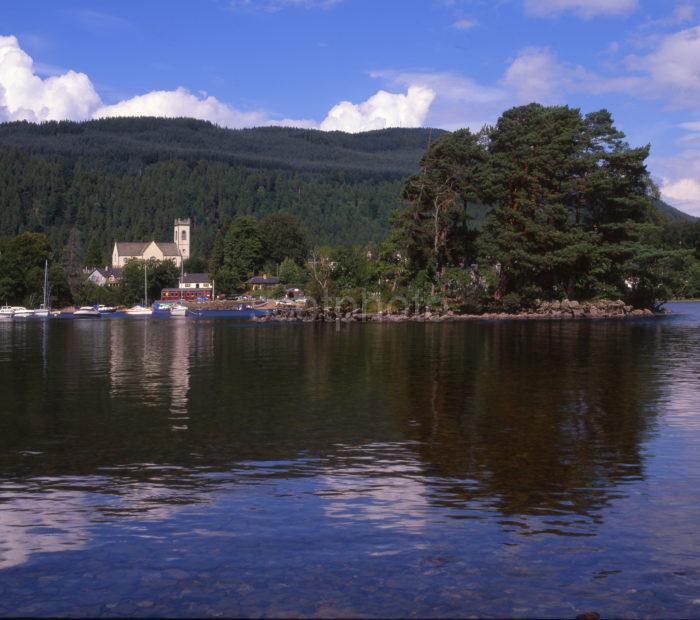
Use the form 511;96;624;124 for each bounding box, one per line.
112;218;190;268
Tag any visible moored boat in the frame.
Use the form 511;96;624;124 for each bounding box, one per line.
34;261;51;318
74;306;101;318
0;306;15;318
12;307;34;318
96;305;117;314
125;305;153;316
125;264;153;316
170;303;188;318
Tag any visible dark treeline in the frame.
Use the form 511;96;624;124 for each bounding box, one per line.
0;117;439;176
0;118;439;259
1;108;699;310
0;151;405;258
391;104;697;310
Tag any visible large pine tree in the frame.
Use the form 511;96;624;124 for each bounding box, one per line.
396;103;688;308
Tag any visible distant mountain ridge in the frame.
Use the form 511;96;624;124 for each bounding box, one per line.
0;118;443;177
0;117;692;259
652;198;695;222
0;118;447;254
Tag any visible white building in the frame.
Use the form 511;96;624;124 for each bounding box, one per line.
111;218;191;268
179;273;213;290
87;267;123;287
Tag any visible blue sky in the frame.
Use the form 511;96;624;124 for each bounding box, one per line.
2;0;700;214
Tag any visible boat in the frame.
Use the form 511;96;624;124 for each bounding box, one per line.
74;306;101;318
96;305;117;314
34;260;51;319
170;303;188;318
0;306;15;318
126;263;153;316
125;305;153;316
12;307;34;318
34;261;51;319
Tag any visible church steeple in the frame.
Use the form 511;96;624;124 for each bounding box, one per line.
174;218;191;260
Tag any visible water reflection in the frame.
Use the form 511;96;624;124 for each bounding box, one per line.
108;319;213;431
320;443;431;533
381;322;661;531
0;319;672;516
0;485;91;569
0;310;699;616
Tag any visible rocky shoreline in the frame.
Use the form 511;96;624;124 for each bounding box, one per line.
253;299;664;323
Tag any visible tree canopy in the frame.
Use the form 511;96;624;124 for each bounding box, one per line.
0;109;697;311
394;104;690;309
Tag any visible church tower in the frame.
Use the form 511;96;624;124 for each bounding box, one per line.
174;218;191;261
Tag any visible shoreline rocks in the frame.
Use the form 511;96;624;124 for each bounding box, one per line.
253;299;663;324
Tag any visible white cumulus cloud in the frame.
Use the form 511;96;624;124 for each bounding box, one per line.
524;0;638;19
94;87;267;127
370;69;506;130
629;26;700;106
319;86;436;133
0;35;101;122
0;35;298;129
0;34;440;133
503;48;566;102
661;177;700;216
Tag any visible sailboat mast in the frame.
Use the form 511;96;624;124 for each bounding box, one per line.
144;263;148;307
43;260;49;309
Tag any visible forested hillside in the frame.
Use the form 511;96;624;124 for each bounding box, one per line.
0;118;442;261
2;107;700;309
0;117;692;267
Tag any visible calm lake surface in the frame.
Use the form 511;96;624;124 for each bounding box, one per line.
1;304;700;618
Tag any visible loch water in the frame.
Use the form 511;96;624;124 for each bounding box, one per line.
1;304;700;618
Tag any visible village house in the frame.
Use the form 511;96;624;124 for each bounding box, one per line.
160;272;214;302
179;273;213;290
87;267;123;287
246;275;280;291
111;218;190;268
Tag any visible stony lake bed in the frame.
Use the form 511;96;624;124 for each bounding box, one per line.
1;302;699;617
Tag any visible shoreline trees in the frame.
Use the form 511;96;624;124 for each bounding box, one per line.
394;104;690;310
0;106;698;310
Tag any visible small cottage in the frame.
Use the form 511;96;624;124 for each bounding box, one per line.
87;267;123;287
179;273;213;290
246;276;280;291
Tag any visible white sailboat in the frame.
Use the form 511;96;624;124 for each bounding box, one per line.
169;260;188;317
34;260;50;318
126;263;153;316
